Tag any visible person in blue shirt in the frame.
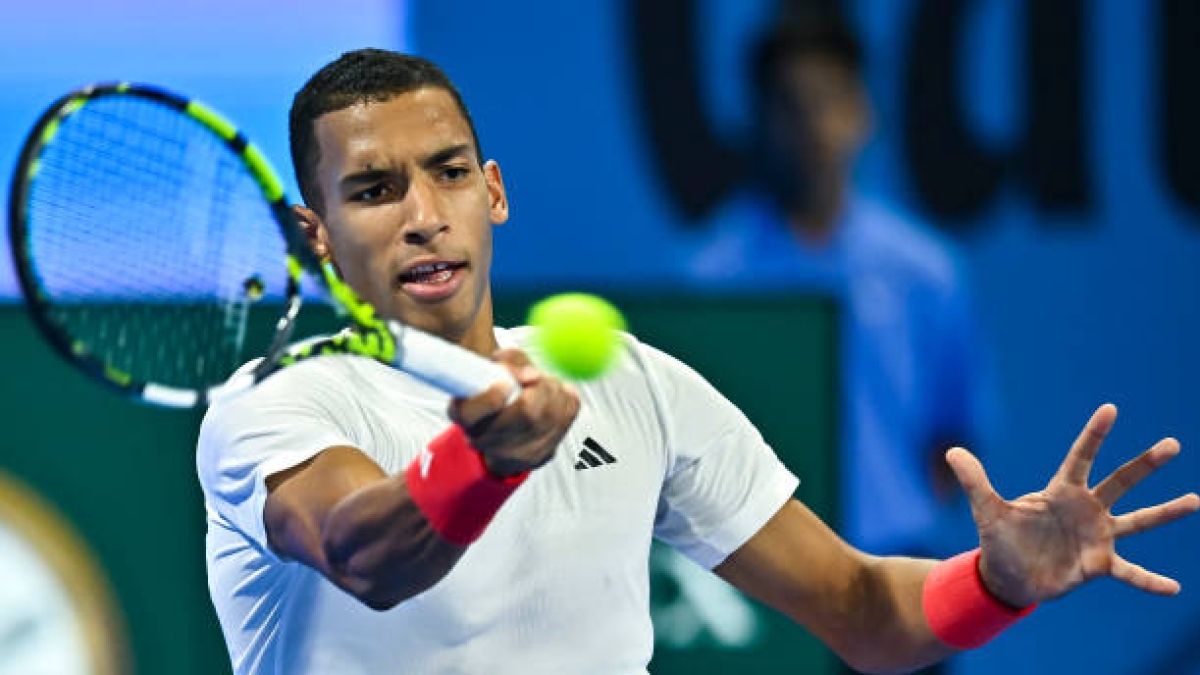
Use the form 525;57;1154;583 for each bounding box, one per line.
690;15;993;564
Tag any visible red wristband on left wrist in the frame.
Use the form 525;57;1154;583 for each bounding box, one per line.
922;549;1037;650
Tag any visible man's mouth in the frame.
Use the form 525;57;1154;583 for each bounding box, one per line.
395;260;468;302
398;261;466;285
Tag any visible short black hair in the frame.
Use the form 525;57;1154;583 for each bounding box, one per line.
751;15;864;100
288;48;482;211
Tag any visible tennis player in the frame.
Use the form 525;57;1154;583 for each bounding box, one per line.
196;49;1198;674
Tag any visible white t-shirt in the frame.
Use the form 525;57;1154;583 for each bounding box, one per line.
196;327;798;674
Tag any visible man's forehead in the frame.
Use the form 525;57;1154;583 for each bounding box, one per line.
313;88;473;167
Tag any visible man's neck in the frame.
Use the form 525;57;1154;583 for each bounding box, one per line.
784;176;847;246
453;298;501;358
459;325;500;358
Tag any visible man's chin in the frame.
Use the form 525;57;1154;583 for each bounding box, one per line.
388;301;469;340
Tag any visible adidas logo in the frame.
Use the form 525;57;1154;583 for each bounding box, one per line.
574;437;617;470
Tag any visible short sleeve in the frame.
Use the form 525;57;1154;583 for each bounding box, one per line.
642;343;799;569
196;359;360;552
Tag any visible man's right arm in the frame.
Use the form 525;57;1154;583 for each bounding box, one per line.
261;349;579;610
264;444;466;610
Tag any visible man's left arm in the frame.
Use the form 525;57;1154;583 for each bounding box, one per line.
716;498;947;673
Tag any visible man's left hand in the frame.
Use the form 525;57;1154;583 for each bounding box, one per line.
946;403;1200;608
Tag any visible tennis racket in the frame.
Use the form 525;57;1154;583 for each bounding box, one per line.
8;82;517;408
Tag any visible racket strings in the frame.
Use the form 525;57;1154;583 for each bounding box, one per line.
24;95;288;389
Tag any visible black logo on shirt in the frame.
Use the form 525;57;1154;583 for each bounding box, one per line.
574;437;617;470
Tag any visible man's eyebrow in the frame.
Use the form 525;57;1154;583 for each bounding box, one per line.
338;168;392;191
422;143;474;168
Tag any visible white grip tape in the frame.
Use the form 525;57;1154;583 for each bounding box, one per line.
388;320;519;401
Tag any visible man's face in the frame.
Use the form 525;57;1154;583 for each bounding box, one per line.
302;87;507;345
762;54;868;204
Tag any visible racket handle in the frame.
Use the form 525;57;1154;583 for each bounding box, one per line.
387;321;520;402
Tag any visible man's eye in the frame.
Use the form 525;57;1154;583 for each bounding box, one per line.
353;185;389;201
441;166;469;181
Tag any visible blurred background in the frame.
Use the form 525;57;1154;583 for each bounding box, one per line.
1;0;1198;673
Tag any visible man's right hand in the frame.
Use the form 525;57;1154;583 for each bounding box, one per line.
449;348;581;478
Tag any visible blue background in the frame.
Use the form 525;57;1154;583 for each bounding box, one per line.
1;1;1197;673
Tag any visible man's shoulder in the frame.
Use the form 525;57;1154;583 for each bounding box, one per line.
679;190;788;279
217;344;361;401
197;346;378;449
848;196;966;289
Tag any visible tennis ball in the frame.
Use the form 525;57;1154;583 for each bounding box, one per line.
528;293;626;380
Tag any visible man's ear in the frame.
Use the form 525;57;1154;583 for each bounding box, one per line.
483;160;509;226
293;205;333;261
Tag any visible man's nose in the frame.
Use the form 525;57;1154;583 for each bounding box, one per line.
402;178;449;244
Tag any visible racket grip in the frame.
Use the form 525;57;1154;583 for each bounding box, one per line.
387;321;520;402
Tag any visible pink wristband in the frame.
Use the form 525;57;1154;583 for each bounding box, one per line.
922;549;1037;650
405;425;528;545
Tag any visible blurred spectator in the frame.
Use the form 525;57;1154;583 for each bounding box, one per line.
689;7;995;588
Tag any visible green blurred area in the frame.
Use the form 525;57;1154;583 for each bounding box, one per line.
0;294;839;674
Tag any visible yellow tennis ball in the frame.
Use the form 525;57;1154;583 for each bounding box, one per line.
528;293;626;380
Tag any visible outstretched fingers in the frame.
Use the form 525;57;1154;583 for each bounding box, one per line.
945;447;1006;527
1093;437;1181;508
1110;554;1183;595
1055;404;1118;487
1112;493;1200;538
